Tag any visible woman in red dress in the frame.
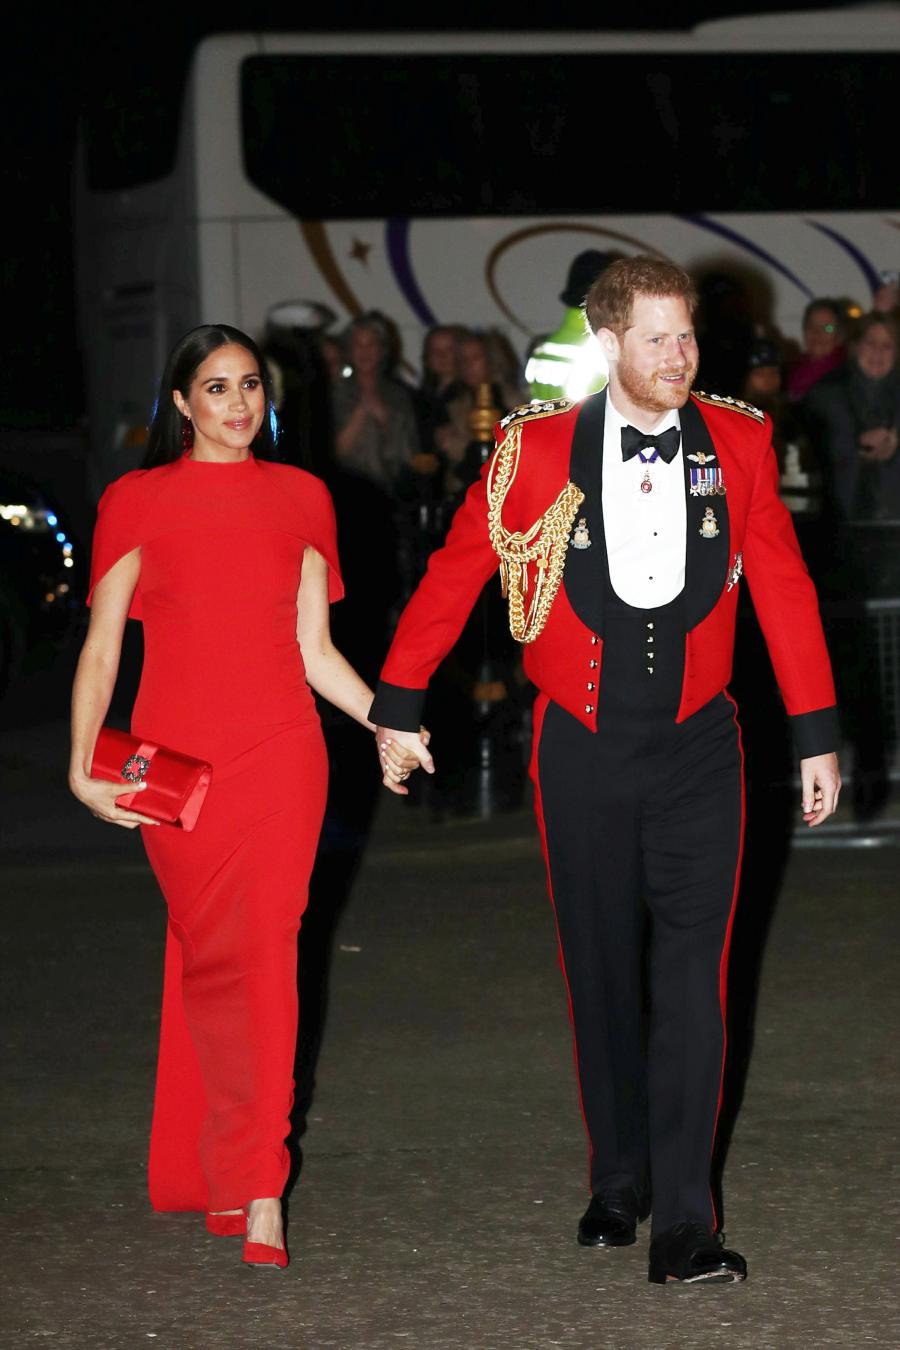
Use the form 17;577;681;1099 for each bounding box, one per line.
69;325;417;1268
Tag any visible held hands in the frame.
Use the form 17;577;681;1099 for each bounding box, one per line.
799;752;841;827
376;726;435;796
68;774;161;829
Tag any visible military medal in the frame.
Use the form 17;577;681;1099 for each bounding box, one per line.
637;447;658;493
690;465;726;497
571;517;591;549
700;507;720;538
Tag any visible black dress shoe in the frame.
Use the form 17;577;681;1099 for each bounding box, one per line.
577;1188;648;1247
648;1221;747;1284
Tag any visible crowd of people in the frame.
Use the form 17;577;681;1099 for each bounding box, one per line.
272;269;900;549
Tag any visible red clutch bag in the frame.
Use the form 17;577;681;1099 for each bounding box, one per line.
90;727;213;831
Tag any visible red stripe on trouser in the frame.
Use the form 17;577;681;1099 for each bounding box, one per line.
709;691;747;1232
528;692;594;1191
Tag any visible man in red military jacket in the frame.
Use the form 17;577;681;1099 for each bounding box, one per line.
371;257;840;1285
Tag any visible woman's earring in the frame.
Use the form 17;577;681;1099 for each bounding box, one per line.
181;414;193;452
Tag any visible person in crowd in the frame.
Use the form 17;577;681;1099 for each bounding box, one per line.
332;313;418;490
438;331;526;493
370;256;840;1287
741;337;782;412
741;337;806;465
526;250;615;401
786;298;847;402
800;312;899;819
414;325;464;452
68;324;416;1270
802;311;900;523
872;273;899;321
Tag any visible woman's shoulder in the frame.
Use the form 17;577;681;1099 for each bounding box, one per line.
97;463;176;512
258;460;335;509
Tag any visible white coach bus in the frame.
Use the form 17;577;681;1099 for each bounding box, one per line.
75;11;899;493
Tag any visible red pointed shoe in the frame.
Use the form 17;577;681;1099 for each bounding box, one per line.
206;1211;246;1237
242;1238;289;1270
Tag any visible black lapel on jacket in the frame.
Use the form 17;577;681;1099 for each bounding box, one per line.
564;389;608;636
680;397;730;630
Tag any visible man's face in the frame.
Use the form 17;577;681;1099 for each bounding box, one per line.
605;294;699;413
856;323;896;380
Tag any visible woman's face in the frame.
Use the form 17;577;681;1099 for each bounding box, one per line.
350;325;384;377
803;307;842;361
856;323;897;380
426;330;458;380
174;344;265;454
460;339;490;388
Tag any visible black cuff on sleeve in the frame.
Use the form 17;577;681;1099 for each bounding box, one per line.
791;705;840;760
369;680;426;733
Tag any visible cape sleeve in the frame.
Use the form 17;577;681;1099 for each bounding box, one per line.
303;474;344;604
87;472;146;620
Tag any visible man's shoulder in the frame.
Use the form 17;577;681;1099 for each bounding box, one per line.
690;390;766;426
497;397;577;435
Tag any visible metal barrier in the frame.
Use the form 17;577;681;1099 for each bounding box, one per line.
866;597;900;773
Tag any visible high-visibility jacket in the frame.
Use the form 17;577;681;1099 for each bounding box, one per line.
525;307;607;402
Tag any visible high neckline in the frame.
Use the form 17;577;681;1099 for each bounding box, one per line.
181;452;256;468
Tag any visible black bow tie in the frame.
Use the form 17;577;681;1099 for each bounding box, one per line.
621;424;681;464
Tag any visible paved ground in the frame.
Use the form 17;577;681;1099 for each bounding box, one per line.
2;716;899;1350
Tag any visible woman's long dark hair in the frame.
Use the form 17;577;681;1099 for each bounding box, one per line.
142;324;278;468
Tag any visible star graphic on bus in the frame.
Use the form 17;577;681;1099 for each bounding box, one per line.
349;238;372;266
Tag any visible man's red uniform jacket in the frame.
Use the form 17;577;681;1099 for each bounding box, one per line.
370;389;838;759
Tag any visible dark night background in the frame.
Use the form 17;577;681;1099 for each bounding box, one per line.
6;1;860;429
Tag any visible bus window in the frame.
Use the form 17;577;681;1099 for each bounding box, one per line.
241;52;895;218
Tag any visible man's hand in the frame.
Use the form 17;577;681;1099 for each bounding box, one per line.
799;752;841;827
376;726;435;796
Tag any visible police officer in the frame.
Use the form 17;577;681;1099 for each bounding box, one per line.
525;250;618;401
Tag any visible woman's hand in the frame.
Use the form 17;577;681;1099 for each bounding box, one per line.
68;774;160;829
376;726;433;795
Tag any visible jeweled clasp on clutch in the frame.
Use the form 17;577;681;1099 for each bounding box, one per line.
121;754;151;783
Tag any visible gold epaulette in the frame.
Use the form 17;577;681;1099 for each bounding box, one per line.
498;397;574;433
486;422;584;644
693;391;765;424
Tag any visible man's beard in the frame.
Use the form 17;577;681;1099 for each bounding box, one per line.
617;354;697;413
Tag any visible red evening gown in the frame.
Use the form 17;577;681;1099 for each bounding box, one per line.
88;453;343;1213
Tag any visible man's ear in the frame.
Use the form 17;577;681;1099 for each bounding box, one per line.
596;327;620;365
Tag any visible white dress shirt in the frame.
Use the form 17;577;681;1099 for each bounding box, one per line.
601;394;686;608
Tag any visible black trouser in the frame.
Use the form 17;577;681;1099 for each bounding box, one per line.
534;606;743;1235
